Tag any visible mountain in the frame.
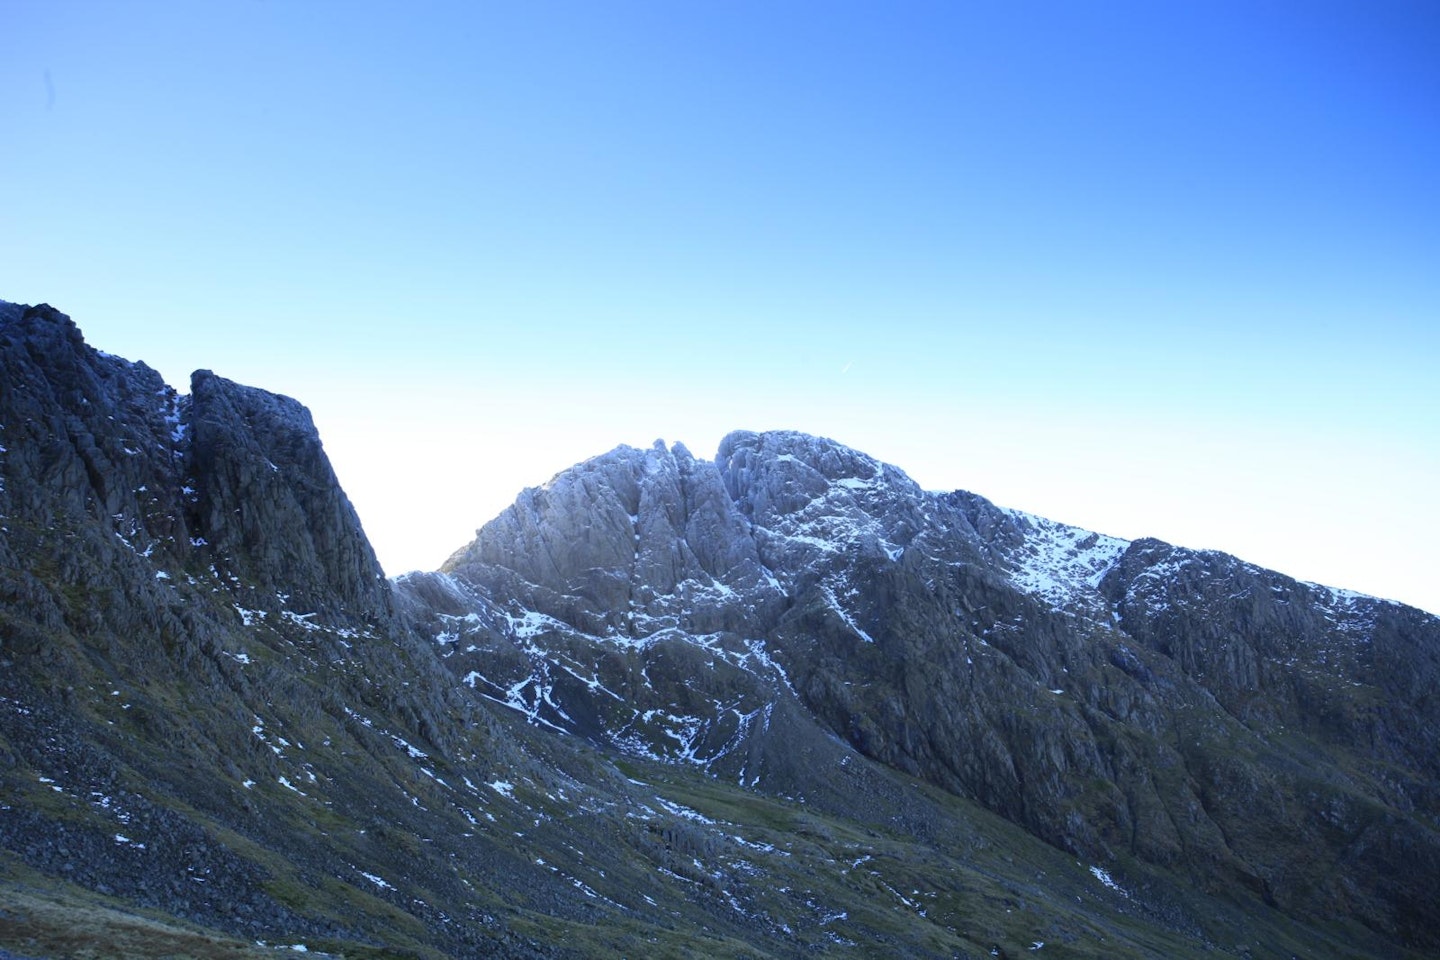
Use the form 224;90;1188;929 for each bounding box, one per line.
410;431;1440;947
2;300;1437;960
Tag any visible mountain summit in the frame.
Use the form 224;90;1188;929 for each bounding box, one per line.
3;301;1437;959
409;429;1440;945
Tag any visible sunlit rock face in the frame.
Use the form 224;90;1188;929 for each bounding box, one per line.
418;426;1440;944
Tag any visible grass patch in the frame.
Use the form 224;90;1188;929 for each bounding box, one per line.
0;882;318;960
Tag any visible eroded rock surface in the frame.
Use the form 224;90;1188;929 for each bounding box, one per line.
416;426;1440;946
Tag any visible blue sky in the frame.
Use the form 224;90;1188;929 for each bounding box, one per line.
3;1;1437;613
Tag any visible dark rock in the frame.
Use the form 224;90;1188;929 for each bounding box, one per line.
187;368;392;623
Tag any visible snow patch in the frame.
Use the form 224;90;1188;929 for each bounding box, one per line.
392;736;428;760
822;584;875;644
1089;864;1128;897
506;608;568;640
234;605;268;627
999;508;1128;615
655;796;717;825
359;870;395;891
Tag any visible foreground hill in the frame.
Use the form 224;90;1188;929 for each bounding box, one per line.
2;300;1436;959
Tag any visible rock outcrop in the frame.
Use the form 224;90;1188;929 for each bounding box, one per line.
0;303;390;647
187;368;391;623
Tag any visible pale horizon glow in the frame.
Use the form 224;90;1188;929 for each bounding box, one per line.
2;2;1436;614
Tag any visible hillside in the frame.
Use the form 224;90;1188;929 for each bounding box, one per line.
2;301;1436;959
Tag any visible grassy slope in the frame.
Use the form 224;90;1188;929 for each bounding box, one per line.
5;687;1419;960
0;510;1423;960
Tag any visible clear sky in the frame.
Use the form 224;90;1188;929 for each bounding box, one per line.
3;1;1437;613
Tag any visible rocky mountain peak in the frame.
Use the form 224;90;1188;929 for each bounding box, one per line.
187;368;391;623
0;302;390;635
443;437;782;639
423;425;1440;949
716;429;920;521
1;301;184;550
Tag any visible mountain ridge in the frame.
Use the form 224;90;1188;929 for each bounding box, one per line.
3;299;1437;959
419;402;1440;948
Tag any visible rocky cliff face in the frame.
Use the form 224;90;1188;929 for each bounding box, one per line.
0;302;557;956
420;429;1440;948
0;303;390;644
186;367;392;623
